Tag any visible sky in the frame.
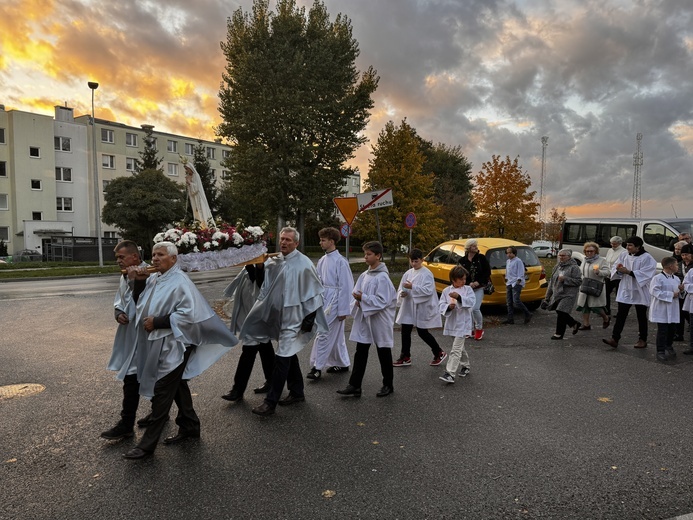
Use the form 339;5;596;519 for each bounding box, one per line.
1;0;692;219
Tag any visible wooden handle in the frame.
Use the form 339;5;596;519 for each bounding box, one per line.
120;266;159;274
233;252;280;267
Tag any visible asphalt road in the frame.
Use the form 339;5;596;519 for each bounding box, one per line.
2;275;693;519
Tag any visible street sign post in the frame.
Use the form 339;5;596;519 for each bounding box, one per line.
340;223;352;261
405;212;416;253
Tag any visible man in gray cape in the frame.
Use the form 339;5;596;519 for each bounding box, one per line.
242;227;328;417
123;241;238;459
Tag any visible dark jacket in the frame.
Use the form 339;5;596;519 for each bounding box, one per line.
459;252;491;287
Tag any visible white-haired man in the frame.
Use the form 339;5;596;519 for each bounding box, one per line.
241;227;328;417
123;241;238;459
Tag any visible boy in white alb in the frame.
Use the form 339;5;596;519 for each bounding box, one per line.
650;256;681;362
439;266;477;383
337;241;397;398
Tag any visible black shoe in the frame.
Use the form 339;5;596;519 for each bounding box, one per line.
524;313;533;325
100;424;134;441
253;382;270;394
252;402;275;416
277;393;305;406
336;385;362;397
656;351;667;362
376;385;394;397
673;335;685;342
326;366;349;373
163;431;200;445
501;319;515;325
221;389;243;401
136;413;168;428
122;447;152;460
306;367;321;380
572;323;580;335
667;348;677;358
550;335;563;340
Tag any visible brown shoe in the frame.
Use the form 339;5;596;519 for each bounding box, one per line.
252;402;275;417
602;338;618;348
634;339;647;349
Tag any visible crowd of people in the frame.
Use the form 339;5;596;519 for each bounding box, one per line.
100;228;693;460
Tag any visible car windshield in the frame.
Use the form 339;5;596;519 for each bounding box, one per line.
487;246;540;269
664;219;693;236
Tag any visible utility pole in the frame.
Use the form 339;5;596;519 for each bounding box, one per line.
539;136;548;239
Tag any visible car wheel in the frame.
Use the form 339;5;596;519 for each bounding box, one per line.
546;253;552;258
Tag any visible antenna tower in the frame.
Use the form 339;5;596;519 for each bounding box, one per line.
539;136;549;238
631;133;643;218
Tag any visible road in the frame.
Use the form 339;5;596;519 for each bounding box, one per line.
2;275;693;519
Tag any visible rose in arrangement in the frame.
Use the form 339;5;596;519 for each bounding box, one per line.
154;222;264;255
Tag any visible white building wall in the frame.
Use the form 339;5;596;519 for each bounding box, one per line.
0;106;11;250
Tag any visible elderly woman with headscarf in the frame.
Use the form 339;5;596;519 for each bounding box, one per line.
542;249;582;339
576;242;610;330
458;239;491;340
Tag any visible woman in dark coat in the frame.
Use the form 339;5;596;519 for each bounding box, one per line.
543;249;582;339
459;239;491;340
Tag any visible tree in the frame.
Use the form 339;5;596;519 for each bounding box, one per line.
102;169;185;255
353;120;445;259
135;125;163;173
183;141;219;223
217;0;379;242
418;138;475;238
544;207;567;251
472;155;540;243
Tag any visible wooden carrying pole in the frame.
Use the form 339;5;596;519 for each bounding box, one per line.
120;253;279;274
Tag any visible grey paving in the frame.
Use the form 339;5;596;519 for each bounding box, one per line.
1;277;693;519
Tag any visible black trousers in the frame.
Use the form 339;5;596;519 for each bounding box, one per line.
137;347;200;453
118;373;141;429
400;324;441;358
349;342;393;389
676;298;689;338
656;323;677;352
604;279;620;316
555;310;579;337
231;342;274;394
611;302;648;342
265;354;303;407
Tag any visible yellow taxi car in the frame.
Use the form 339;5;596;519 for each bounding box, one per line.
422;238;548;306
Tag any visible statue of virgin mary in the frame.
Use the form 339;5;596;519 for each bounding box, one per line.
181;158;214;228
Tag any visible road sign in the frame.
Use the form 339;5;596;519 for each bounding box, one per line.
405;212;417;229
333;197;359;225
340;223;351;238
356;188;393;212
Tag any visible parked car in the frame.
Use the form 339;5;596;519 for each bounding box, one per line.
533;245;556;258
13;249;43;262
423;238;547;306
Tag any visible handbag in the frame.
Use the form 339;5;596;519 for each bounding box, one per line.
483;280;495;295
579;277;603;297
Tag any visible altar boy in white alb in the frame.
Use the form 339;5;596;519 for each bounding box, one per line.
649;256;681;362
307;227;353;381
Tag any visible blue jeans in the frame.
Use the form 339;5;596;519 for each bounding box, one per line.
506;284;530;321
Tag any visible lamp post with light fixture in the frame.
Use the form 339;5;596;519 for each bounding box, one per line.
88;81;103;267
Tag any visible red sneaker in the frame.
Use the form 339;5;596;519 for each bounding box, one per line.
474;329;484;341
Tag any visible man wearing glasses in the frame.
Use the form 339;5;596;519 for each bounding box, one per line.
602;236;657;349
502;246;532;325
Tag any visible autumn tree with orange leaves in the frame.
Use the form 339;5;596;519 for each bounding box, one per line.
472;155;540;243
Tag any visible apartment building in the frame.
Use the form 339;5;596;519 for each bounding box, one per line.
0;103;362;256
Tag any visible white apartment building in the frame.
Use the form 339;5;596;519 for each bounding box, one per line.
0;103;362;257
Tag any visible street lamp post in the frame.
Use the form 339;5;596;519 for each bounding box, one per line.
88;81;103;267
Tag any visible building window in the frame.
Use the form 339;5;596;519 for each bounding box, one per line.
222;150;230;159
0;161;6;177
0;128;5;144
0;194;7;210
126;133;138;147
101;129;114;143
32;211;42;220
167;140;178;153
57;197;73;212
54;136;71;152
104;231;117;239
206;147;215;160
0;227;9;241
210;168;216;178
102;180;111;192
125;157;137;171
29;146;40;158
185;143;194;155
31;179;42;190
221;170;231;180
352;178;359;187
167;163;178;176
55;167;72;182
102;154;115;169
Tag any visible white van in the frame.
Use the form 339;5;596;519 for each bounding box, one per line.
560;218;693;263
